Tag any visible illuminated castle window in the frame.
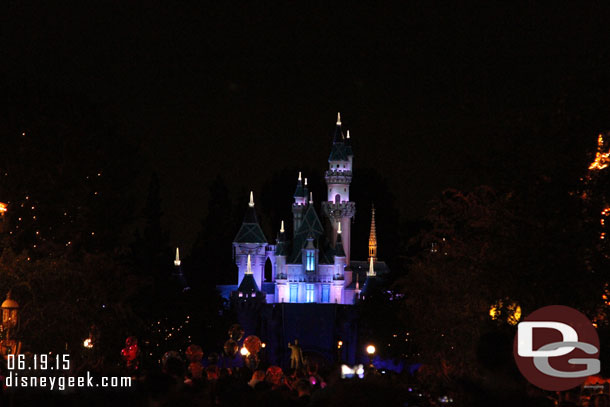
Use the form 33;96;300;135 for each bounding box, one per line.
306;252;315;271
306;284;315;303
290;284;298;303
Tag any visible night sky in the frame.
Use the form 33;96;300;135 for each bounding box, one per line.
3;2;610;249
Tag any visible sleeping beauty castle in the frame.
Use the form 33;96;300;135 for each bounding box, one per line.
218;113;388;305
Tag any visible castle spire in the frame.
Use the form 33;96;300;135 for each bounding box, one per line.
336;112;341;125
249;191;255;207
174;247;181;267
337;222;342;234
171;247;189;291
294;172;306;200
368;204;377;262
309;192;313;204
346;130;350;139
245;254;253;274
280;220;285;233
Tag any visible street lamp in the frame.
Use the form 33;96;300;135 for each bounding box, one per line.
1;291;19;331
240;346;250;356
366;344;376;367
0;291;21;357
337;340;344;363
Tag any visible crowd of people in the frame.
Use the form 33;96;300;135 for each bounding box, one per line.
132;351;409;407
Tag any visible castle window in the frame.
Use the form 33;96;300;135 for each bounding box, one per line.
290;284;298;303
306;251;315;271
322;284;330;303
264;257;272;282
335;194;340;204
306;284;315;303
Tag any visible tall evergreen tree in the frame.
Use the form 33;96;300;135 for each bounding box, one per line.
189;175;237;287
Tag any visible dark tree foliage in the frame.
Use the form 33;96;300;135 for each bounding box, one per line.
393;80;610;399
131;173;171;287
0;91;148;362
189;175;240;286
400;178;606;391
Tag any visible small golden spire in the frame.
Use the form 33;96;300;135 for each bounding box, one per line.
368;204;377;262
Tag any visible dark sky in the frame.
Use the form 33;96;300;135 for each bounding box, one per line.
2;2;610;248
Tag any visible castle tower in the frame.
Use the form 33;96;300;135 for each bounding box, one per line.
233;191;267;290
292;172;308;237
321;113;356;264
368;205;377;262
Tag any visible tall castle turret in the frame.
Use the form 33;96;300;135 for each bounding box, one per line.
233;192;267;290
321;113;356;264
292;172;308;236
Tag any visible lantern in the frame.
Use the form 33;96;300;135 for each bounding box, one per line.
1;291;19;330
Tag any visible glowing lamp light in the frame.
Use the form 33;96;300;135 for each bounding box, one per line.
337;340;343;348
1;292;19;329
0;203;7;213
366;345;376;355
261;342;266;348
83;338;93;349
240;346;249;356
489;299;522;325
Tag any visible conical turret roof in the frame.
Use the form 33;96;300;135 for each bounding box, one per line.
234;192;267;244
